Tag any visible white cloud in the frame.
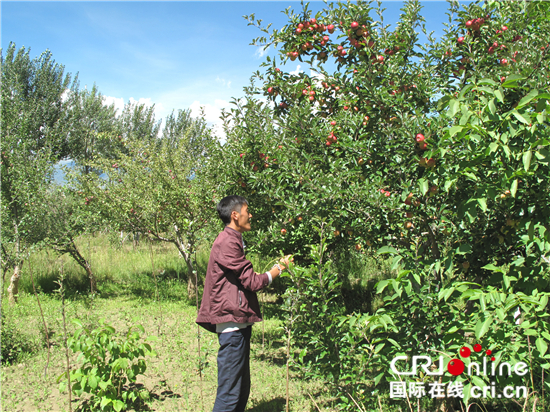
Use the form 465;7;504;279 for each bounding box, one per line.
101;94;229;142
103;95;125;114
255;45;270;58
215;76;232;88
61;89;72;103
289;65;303;76
189;99;231;143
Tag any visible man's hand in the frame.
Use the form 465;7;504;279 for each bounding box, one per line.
279;255;294;270
266;255;294;281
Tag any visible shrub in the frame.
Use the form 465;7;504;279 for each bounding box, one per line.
0;315;40;364
59;319;156;412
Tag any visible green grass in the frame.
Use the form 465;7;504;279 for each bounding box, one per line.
0;235;337;411
7;235;543;411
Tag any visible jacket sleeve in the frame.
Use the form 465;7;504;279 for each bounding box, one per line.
218;238;269;292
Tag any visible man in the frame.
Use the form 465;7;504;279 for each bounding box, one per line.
196;195;292;412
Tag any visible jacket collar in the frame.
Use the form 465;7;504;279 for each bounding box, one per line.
224;226;245;250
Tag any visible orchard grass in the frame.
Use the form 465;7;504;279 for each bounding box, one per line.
3;234;546;411
1;233;399;412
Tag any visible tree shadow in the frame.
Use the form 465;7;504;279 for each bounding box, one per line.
247;396;286;412
253;350;287;367
261;300;286;321
74;383;155;411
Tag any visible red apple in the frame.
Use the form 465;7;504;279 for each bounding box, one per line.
351;21;359;29
457;36;465;44
281;228;287;235
415;133;425;142
327;24;335;34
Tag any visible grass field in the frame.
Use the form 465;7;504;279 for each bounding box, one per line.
1;234;388;412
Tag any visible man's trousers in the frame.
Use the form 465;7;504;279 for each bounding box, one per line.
212;326;252;412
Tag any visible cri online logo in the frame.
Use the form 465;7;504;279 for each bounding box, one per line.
390;341;529;377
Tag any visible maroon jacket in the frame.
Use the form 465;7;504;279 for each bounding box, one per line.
196;226;270;333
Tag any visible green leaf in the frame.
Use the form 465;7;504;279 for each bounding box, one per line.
523;151;532;172
448;125;463;137
419;179;429;196
510;179;518;198
494;89;504;103
100;397;112;408
447;99;460;117
517;89;539;109
536;338;548;355
512;110;530;125
72;319;84;328
477;198;487;212
502;74;525;88
376;280;390;294
488;99;496;115
374;343;385;353
459;84;476;98
475;317;492;339
471;376;486;388
478;78;497;86
480;294;487;312
482;263;504;272
374;372;384;385
456;244;472;255
377;246;398;255
113;400;125;412
539;295;549;311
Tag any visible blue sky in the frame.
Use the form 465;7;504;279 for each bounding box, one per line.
2;1;456;140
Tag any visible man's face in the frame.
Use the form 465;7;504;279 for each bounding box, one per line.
232;203;252;232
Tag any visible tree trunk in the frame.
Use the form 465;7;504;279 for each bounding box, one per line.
55;239;96;294
7;263;22;304
68;240;96;294
174;227;197;300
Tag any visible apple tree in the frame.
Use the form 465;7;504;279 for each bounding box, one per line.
1;43;78;303
71;109;221;299
220;0;550;409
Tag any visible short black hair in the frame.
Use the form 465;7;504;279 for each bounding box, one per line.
217;195;248;225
